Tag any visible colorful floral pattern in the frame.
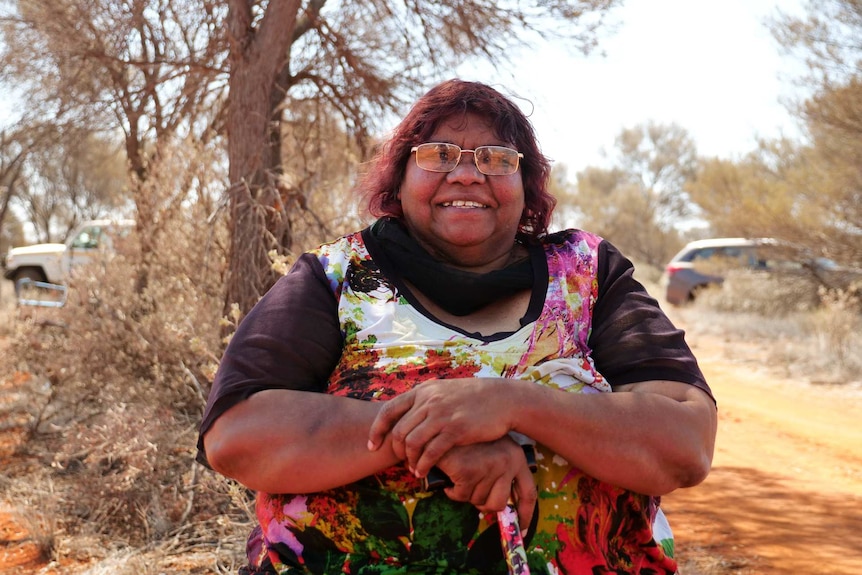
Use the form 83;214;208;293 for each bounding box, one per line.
251;229;677;574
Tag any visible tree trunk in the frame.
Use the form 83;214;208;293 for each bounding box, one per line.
224;0;303;319
0;162;23;239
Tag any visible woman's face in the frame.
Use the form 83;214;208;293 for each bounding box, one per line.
399;112;525;270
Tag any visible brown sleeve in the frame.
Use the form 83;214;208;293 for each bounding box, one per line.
196;253;343;465
589;240;713;401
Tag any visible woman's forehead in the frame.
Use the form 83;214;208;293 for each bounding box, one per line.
429;112;505;143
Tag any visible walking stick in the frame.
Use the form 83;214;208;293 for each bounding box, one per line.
498;432;535;575
498;498;531;575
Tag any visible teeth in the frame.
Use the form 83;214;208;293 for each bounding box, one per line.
442;200;487;208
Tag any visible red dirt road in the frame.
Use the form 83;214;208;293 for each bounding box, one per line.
664;330;862;574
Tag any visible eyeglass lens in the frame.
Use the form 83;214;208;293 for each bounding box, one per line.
413;143;522;175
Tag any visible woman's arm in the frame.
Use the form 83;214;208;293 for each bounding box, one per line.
515;378;716;494
200;254;380;493
368;377;716;497
204;389;402;493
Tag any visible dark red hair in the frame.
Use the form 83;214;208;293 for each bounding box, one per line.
360;79;555;239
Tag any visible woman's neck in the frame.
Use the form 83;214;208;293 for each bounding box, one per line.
418;239;527;274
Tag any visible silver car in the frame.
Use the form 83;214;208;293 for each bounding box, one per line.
664;238;783;305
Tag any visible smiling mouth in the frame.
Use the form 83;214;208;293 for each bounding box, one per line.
441;200;488;208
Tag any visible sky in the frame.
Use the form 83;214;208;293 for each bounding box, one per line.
456;0;809;177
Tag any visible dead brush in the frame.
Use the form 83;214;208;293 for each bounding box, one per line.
803;285;862;379
698;269;824;315
0;208;238;555
0;474;59;564
690;272;862;384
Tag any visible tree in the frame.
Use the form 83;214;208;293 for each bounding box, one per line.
0;127;30;242
688;133;862;267
561;122;695;267
0;121;54;244
569;165;681;267
0;132;26;252
2;0;622;316
548;162;578;231
278;96;368;253
613;121;699;230
13;128;130;242
798;82;862;263
687;139;803;240
222;0;622;316
768;0;862;265
1;0;230;288
769;0;862;87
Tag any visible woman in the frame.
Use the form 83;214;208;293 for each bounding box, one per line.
199;79;717;574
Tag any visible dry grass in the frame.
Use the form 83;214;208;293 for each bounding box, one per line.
0;214;254;573
668;274;861;386
636;261;862;387
0;279;16;333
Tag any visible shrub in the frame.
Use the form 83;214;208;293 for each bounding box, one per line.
690;272;862;384
0;210;247;564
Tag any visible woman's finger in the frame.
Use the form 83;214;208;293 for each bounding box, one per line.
477;471;515;513
401;423;455;476
512;466;539;534
366;392;416;452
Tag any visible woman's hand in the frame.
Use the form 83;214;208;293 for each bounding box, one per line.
367;378;521;478
435;438;537;529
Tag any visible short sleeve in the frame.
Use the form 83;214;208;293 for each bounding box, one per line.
589;240;713;400
196;253;344;465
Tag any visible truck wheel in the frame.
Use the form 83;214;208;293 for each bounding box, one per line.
12;268;46;295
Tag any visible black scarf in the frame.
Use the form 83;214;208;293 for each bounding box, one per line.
372;218;534;316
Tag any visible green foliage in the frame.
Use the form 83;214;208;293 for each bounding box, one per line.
557;122;694;268
16;128;131;241
764;0;862;267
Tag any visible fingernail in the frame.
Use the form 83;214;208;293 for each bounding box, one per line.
367;440;376;451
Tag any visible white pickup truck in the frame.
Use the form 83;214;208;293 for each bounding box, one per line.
2;219;135;287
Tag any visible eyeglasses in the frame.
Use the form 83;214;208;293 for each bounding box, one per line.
411;143;524;176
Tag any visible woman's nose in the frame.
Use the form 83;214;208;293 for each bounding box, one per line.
447;152;486;184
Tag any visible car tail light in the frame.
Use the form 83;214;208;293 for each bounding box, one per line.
665;263;684;276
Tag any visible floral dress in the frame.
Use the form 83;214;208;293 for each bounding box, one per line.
248;228;679;575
